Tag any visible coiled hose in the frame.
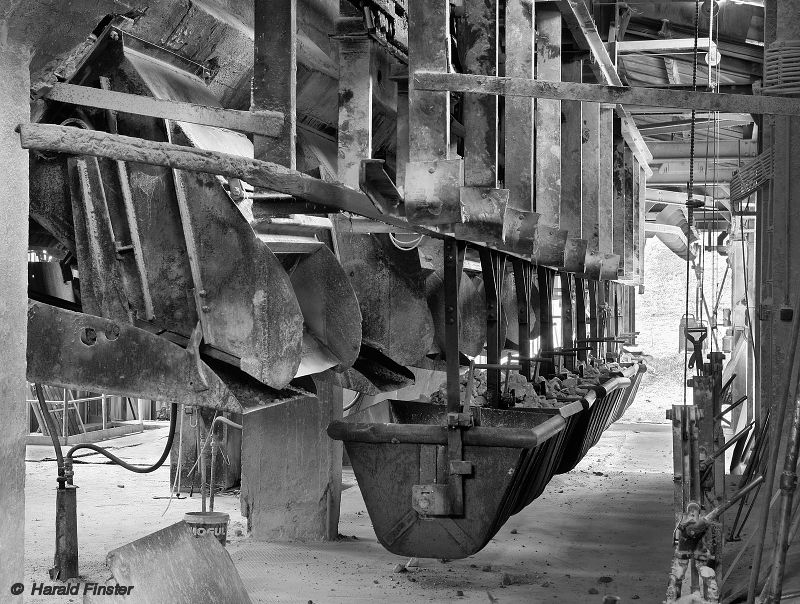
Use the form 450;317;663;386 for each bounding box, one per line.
66;402;179;473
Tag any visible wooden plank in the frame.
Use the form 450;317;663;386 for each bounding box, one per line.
412;71;800;116
534;8;562;224
45;82;283;138
253;0;296;166
337;38;373;187
598;107;615;255
582;100;601;273
504;0;534;212
561;60;582;236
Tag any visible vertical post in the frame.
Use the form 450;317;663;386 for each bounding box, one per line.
444;238;463;413
505;0;534;212
612;116;626;276
63;389;69;442
588;280;599;359
514;260;534;379
638;165;647;287
562;274;575;371
538;267;556;375
624;149;636;280
252;0;296;168
243;0;340;541
534;8;562;225
576;279;588;363
336;37;372;187
395;77;409;192
561;60;583;238
462;0;497;188
0;35;30;600
405;0;459;224
599;107;616;257
408;0;449;163
583;101;602;276
480;250;506;406
101;394;106;431
752;3;800;600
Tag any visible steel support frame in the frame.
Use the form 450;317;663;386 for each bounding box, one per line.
479;248;508;407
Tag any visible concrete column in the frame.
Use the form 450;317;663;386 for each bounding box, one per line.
0;33;30;599
241;382;342;541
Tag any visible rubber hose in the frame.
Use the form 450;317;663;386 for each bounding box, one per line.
66;403;178;473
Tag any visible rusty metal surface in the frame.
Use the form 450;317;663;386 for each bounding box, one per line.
340;400;571;559
532;223;568;267
61;46;306;389
427;269;486;358
284;246;362;374
454;187;509;242
584;249;604;279
317;345;415;394
404;159;465;224
335;226;434;367
68;156;135;324
26;301;244;413
600;253;622;280
501;208;539;250
563;238;589;274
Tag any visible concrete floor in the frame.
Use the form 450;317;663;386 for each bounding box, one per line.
24;422;674;603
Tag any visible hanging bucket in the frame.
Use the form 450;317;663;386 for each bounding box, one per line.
608;363;648;424
554;376;631;474
328;399;584;559
184;511;229;547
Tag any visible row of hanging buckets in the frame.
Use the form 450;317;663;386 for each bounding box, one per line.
327;362;646;559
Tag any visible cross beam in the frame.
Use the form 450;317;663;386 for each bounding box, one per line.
413;71;800;116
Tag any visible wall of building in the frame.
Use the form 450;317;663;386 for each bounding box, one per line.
0;32;31;600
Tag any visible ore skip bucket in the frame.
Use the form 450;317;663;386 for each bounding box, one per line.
608;363;648;425
552;376;632;475
327;399;585;560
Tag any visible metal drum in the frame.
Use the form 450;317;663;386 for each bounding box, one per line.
328;399;584;559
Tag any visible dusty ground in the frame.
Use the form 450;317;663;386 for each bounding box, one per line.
24;421;676;603
621;237;731;424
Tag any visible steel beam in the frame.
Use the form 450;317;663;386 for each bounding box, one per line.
504;0;534;212
552;0;652;172
616;37;716;54
582;99;602;275
412;71;800;116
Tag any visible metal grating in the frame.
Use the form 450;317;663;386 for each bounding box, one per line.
764;40;800;96
729;147;774;204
